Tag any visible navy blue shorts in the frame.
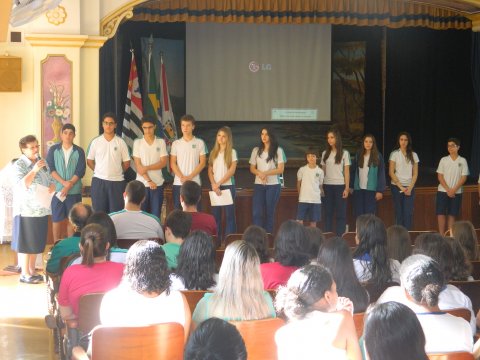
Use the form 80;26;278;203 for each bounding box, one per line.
51;194;83;222
435;191;462;216
296;202;321;222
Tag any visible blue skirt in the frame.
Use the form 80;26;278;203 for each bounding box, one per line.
11;215;48;254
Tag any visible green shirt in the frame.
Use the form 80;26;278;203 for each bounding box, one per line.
46;236;80;273
162;242;181;270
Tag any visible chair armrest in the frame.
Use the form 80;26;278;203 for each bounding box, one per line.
71;346;89;360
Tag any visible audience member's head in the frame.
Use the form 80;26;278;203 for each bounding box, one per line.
452;220;478;261
242;225;270;263
400;254;444;308
317;237;369;313
184;317;246;360
446;236;472;281
165;209;192;240
413;232;453;282
275;264;334;320
305;226;325;260
386;225;411;263
274;220;310;267
175;230;216;290
79;223;109;266
364;301;428;360
124;180;146;206
123;240;170;295
180;180;201;208
68;203;93;233
87;211;118;248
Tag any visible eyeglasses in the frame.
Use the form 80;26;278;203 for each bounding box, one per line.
103;121;116;126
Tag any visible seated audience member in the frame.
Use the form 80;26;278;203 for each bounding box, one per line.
352;214;400;284
180;180;217;236
446;236;473;281
46;203;92;274
261;220;311;289
317;237;369;313
377;255;474;351
109;180;164;240
305;226;325;261
100;240;191;341
386;224;412;263
452;220;478;261
274;264;361;360
184;317;246;360
242;225;271;264
58;224;124;320
364;302;429;360
170;230;217;290
192;240;275;325
162;209;192;270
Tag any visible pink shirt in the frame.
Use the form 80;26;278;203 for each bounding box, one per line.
58;261;124;316
190;212;217;236
260;262;298;289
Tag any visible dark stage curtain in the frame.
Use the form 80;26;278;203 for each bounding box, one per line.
470;32;480;179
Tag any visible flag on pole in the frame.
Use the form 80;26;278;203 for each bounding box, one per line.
143;46;165;139
159;54;178;146
122;50;143;152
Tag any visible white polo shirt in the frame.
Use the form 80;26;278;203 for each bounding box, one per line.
171;136;207;186
211;149;238;186
297;164;323;203
249;147;287;185
87;135;130;181
389;149;420;186
436;155;469;194
132;137;168;187
320;150;351;185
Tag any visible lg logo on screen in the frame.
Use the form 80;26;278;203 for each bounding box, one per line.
249;61;272;72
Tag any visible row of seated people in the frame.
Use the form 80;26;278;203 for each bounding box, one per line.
46;211;480;359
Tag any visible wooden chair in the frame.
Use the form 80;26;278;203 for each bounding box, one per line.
215;249;225;270
72;322;184;360
224;233;244;247
322;231;336;239
449;280;480;314
181;290;211;314
230;318;285;360
362;281;399;303
352;312;365;338
443;308;471;322
475;228;480;243
266;233;275;248
408;230;436;242
470;261;480;280
341;232;357;247
428;352;474;360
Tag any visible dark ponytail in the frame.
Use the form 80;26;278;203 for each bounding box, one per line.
80;224;108;266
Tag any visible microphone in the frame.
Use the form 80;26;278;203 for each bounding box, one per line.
35;154;48;173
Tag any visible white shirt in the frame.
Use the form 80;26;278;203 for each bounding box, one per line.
109;210;164;240
211;149;238;186
87;135;130;181
389;149;419;186
171;136;207;186
249;147;287;185
297;165;324;204
358;155;370;190
62;146;73;169
321;150;351;185
436;155;469;194
132;137;168;187
353;258;401;284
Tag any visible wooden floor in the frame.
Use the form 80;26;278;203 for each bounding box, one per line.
0;244;56;360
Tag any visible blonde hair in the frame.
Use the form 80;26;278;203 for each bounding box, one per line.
210;240;272;320
208;127;233;169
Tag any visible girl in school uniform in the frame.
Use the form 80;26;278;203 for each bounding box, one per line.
389;132;419;230
249;127;287;234
321;129;351;235
350;134;386;217
208;127;238;239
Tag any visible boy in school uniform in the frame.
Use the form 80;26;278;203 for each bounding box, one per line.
436;138;469;235
296;147;324;227
170;114;208;210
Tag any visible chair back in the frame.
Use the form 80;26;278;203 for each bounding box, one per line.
77;292;106;334
474;228;480;243
215;249;225;270
428;352;474;360
90;322;184;360
322;232;336;239
352;312;365;338
449;280;480;314
230;318;285;360
408;230;436;242
181;290;211;314
224;233;243;247
362;281;399;303
443;308;471;323
470;261;480;280
341;232;357;247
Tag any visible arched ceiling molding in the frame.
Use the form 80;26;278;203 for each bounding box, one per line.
100;0;149;38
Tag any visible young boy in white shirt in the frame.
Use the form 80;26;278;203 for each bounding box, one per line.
436;138;469;234
296;147;324;227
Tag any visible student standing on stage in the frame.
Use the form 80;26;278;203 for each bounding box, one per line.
46;124;86;243
321;129;351;235
249;127;286;234
208;126;237;239
436;138;469;235
296;147;324;228
87;113;130;213
132;116;168;219
170;114;207;210
350;134;386;217
389;132;419;230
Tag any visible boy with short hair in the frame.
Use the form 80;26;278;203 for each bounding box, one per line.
170;114;208;209
436;138;469;234
296;147;324;227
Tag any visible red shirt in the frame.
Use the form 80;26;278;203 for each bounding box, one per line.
190;212;217;236
260;262;298;289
